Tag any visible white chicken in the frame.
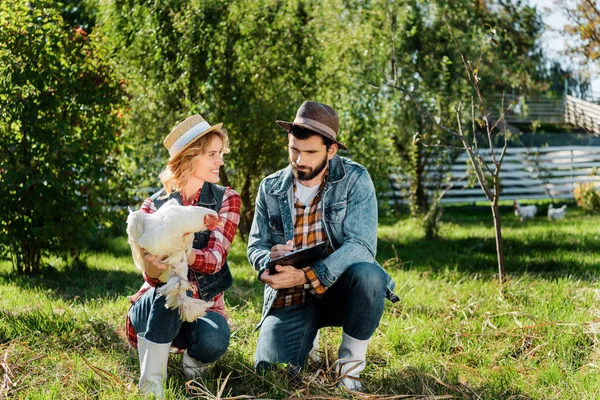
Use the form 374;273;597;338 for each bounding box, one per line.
126;199;221;322
513;200;537;221
547;204;567;220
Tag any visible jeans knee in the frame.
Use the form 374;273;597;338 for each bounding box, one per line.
346;262;387;294
189;334;229;363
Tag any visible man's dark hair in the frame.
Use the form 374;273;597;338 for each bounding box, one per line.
290;125;335;150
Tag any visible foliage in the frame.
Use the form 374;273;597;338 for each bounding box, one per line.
574;182;600;214
2;205;600;398
92;0;551;230
564;0;600;62
543;61;591;99
312;0;548;219
0;0;124;274
96;0;322;235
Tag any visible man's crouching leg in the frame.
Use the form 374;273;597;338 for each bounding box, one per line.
254;303;319;375
334;262;387;391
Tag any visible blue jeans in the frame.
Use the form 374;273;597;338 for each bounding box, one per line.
254;262;387;372
129;287;230;363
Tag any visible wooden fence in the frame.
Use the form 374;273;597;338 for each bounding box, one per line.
389;146;600;204
565;95;600;134
491;96;566;125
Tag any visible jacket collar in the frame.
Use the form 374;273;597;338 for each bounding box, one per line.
268;154;346;196
173;182;218;206
198;181;218;206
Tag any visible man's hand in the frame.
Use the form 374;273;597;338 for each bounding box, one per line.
260;264;308;289
270;240;294;260
143;251;169;279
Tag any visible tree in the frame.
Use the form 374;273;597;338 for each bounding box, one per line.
564;0;600;62
313;0;548;223
96;0;322;236
390;30;514;288
0;0;125;273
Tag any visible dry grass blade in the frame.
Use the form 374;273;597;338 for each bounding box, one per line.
185;379;215;399
75;349;124;389
286;394;459;400
186;372;263;400
1;345;14;399
376;396;457;400
284;397;348;400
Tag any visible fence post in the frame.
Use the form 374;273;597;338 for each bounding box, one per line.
570;149;575;196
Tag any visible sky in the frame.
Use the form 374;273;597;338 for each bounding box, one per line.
527;0;600;98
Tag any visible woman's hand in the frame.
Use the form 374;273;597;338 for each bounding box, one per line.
143;250;169;279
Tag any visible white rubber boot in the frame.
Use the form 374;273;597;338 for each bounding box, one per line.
309;330;321;363
182;350;208;380
333;332;369;391
137;334;171;398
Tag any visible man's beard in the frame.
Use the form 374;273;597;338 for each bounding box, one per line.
291;155;328;182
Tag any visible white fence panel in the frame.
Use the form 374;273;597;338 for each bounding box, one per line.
389;146;600;204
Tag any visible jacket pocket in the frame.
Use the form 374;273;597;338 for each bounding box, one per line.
324;202;347;223
269;217;286;242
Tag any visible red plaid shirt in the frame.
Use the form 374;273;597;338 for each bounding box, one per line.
272;179;330;309
125;186;241;348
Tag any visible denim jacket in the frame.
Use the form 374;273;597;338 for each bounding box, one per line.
247;154;398;326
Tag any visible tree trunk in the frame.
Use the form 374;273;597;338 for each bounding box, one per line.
408;141;429;217
13;239;41;275
237;172;253;240
490;199;505;289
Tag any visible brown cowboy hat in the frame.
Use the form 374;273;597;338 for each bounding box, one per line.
163;114;223;159
276;101;347;150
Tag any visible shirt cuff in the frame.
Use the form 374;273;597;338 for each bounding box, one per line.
302;266;328;295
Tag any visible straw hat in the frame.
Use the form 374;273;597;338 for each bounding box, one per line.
163;114;223;159
276;101;347;150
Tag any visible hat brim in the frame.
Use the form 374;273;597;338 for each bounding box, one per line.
276;120;348;150
170;122;223;160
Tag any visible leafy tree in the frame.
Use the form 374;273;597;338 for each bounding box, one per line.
313;0;548;221
94;0;549;238
564;0;600;62
97;0;321;236
0;0;125;273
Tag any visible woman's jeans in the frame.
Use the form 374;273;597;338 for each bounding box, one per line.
254;262;387;372
129;287;230;363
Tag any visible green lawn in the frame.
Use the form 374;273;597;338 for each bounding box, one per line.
2;203;600;399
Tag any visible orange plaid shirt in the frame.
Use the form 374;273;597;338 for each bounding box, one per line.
272;178;331;309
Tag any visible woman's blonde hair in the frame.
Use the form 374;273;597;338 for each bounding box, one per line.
159;129;230;195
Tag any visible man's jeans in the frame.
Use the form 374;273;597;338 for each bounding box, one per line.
254;262;387;372
129;287;230;363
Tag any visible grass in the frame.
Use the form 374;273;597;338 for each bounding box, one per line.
2;202;600;399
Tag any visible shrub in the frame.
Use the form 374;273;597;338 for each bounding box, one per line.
0;0;125;274
574;183;600;214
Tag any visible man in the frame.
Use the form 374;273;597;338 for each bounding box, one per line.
247;101;399;390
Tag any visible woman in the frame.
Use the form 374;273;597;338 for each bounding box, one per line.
125;114;240;397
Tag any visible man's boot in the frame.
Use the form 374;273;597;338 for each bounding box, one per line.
309;330;321;363
332;331;369;391
137;334;171;398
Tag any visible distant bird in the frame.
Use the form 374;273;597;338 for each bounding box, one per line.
126;199;221;322
513;200;538;221
547;204;567;220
